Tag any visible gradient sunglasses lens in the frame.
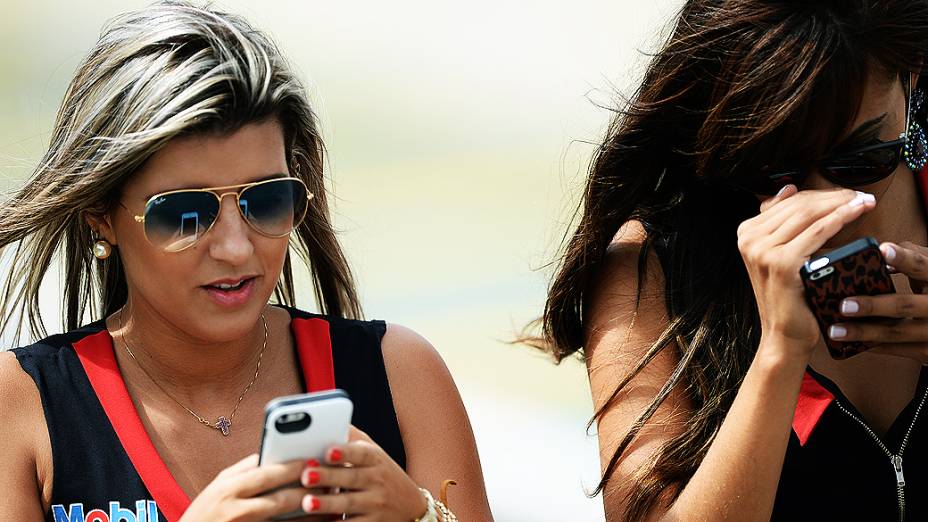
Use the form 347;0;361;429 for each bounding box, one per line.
142;178;308;252
143;192;220;252
239;178;308;236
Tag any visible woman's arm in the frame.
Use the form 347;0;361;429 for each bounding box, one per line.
0;351;51;520
381;324;493;521
586;225;694;519
591;188;875;521
589;230;807;522
283;324;491;520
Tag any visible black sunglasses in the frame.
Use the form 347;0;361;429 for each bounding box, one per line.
739;75;916;196
744;136;908;196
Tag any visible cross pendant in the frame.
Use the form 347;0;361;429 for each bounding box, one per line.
215;416;232;436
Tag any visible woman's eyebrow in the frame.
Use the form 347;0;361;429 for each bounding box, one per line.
829;114;888;153
142;172;288;200
251;172;288;183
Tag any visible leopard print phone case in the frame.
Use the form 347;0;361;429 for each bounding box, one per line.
800;237;895;359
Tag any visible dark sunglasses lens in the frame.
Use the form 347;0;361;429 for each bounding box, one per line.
741;180;781;196
239;179;308;236
737;170;801;196
821;143;901;185
143;192;219;252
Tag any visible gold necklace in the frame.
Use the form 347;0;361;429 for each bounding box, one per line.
117;309;268;437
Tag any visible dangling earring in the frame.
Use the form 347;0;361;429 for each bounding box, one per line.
904;88;928;172
291;157;302;176
92;239;112;260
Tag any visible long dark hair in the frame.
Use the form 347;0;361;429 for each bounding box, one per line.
0;1;362;344
540;1;928;519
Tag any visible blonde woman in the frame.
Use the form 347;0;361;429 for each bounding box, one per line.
0;2;491;521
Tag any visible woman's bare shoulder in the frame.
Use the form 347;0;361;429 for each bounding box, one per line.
0;350;51;518
586;219;668;355
584;220;690;518
0;350;44;426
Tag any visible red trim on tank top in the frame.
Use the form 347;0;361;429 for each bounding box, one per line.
917;165;928;218
73;330;190;521
792;371;835;446
291;317;336;391
72;314;336;521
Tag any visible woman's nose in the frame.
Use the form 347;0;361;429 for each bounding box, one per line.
207;194;254;263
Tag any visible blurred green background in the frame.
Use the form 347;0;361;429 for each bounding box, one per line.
0;1;682;520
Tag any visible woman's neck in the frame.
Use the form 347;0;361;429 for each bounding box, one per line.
809;169;928;434
107;298;269;398
865;167;927;247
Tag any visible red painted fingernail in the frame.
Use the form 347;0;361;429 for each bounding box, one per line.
302;495;321;512
328;448;343;463
306;458;320;468
301;468;320;487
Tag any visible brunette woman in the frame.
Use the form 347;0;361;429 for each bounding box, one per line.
541;1;928;520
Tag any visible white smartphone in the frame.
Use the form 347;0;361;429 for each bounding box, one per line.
259;389;353;520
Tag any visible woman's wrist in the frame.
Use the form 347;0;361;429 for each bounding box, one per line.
754;334;813;383
412;488;437;522
757;329;818;365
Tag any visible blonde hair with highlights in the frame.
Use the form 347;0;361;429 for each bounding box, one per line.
0;0;361;344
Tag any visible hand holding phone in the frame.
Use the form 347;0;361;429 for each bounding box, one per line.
739;188;879;358
259;389;353;520
800;237;896;359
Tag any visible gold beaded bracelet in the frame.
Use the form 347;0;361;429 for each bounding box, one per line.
412;488;439;522
413;486;458;522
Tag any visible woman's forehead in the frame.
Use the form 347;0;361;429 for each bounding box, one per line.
127;119;289;198
847;73;906;140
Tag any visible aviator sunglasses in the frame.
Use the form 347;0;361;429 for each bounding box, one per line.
121;177;313;252
741;73;925;196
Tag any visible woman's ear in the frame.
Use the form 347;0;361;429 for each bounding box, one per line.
83;211;117;246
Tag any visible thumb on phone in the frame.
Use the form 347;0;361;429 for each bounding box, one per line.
349;425;374;443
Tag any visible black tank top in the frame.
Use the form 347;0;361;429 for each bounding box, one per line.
774;367;928;521
12;305;406;522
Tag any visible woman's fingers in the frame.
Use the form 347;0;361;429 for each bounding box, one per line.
325;440;381;467
827;319;928;344
740;190;874;272
882;242;928;287
233;459;307;498
739;189;869;254
768;191;873;246
238;485;309;519
758;183;798;213
302;462;373;490
215;453;259;479
348;425;374;444
784;192;876;258
301;490;382;516
749;188;857;236
839;294;928;319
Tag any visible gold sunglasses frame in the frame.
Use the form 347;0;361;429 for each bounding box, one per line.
125;177;314;252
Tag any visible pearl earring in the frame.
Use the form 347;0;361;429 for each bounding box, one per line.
92;239;112;260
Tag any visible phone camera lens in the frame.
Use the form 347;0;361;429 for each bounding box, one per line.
274;411;312;433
